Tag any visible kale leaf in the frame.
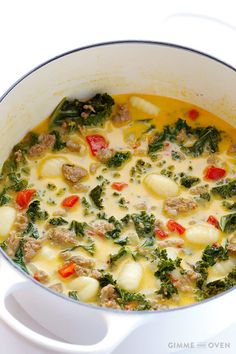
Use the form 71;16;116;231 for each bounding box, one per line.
8;173;28;191
180;176;200;188
211;180;236;199
105;152;131;168
108;246;129;266
13;239;29;274
50;93;114;128
49;217;68;226
68;291;79;300
50;130;66;151
220;213;236;233
131;211;155;239
185;126;221;157
0;188;11;206
89;185;104;209
26;200;49;222
69;220;87;237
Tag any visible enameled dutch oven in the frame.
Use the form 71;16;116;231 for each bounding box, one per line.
0;41;236;354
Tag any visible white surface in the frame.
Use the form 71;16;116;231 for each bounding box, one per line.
1;1;236;353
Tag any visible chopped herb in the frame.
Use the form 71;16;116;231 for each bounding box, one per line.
49;217;68;226
180;176;200;188
220;213;236;233
26;200;49;222
47;183;57;191
171;151;181;160
68;291;79;300
118;197;128;209
106;151;131;168
211;180;236;199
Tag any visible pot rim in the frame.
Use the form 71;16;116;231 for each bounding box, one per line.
0;39;235;315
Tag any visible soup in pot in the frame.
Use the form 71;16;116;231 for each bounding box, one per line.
1;93;236;311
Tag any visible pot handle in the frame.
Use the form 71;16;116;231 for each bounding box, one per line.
0;257;146;354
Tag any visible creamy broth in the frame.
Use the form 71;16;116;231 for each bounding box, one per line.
1;93;236;311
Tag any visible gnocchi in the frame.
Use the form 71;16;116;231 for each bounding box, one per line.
130;96;160;116
68;276;99;302
0;206;16;240
143;174;179;198
39;156;68;178
185;223;220;246
117;262;143;292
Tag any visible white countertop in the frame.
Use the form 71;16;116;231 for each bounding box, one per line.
1;1;236;353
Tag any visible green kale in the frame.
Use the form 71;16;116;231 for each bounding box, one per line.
0;188;11;206
89;185;104;209
199;192;211;201
69;220;87;237
23;221;39;239
13;239;29;274
154;248;181;299
8;173;28;191
220;213;236;233
106;152;131;168
131;211;155;239
48;217;68;226
180;176;200;188
223;201;236;211
63;242;95;256
68;291;79;300
97;213;122;239
99;272;116;287
114;236;128;246
116;287;151;310
108;246;128;266
211;180;236;199
171;151;182;160
50;130;66;151
26;200;49;222
185;126;221;157
50;93;114;128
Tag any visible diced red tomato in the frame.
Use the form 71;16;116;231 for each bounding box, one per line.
155;229;168;239
167;219;186;235
204;166;226;181
207;215;219;229
111;182;128;191
62;195;79;208
33;273;40;282
58;262;76;278
16;189;36;209
188;109;199;120
86;135;108;156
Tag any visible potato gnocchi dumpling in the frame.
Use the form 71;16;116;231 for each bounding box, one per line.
1;92;236;311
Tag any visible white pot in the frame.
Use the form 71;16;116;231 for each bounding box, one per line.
0;41;236;354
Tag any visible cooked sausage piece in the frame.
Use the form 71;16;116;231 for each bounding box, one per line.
15;213;28;232
23;237;42;262
227;233;236;252
5;231;20;257
47;227;77;246
112;104;131;124
164;197;198;216
190;185;208;195
29;133;56;157
100;284;120;309
62;164;88;183
96;148;114;162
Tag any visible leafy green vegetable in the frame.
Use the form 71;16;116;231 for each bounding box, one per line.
116;287;151;310
211;180;236;199
199;192;211;202
26;200;49;222
89;185;104;209
68;291;79;300
114;236;128;246
69;220;87;237
154;248;181;299
220;213;236;233
171;151;182;160
8;173;28;191
97;212;123;239
23;221;39;239
106;152;131;168
131;211;155;239
50;93;114;128
0;188;11;206
180;176;200;188
99;272;116;287
108;246;129;266
63;242;95;256
185;126;221;157
222;201;236;211
49;217;68;226
50;130;66;151
13;239;29;274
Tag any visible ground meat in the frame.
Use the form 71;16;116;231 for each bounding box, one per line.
81;104;96;119
149;299;169;311
15;213;28;232
66;140;81;152
112;104;131;124
227;143;236;154
34;269;49;283
28;144;45;157
174;270;199;292
157;237;184;248
14;149;24;163
176;129;187;142
23;237;42;262
62;163;88;183
164;197;198;216
89;162;100;175
96;148;114;162
100;284;120;309
190;185;208;195
90;269;102;280
4;231;20;257
227;233;236;252
38;133;56;148
49;283;63;293
74;265;90;277
47;227;77;246
72;254;95;268
207;155;220;165
90;220;114;237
